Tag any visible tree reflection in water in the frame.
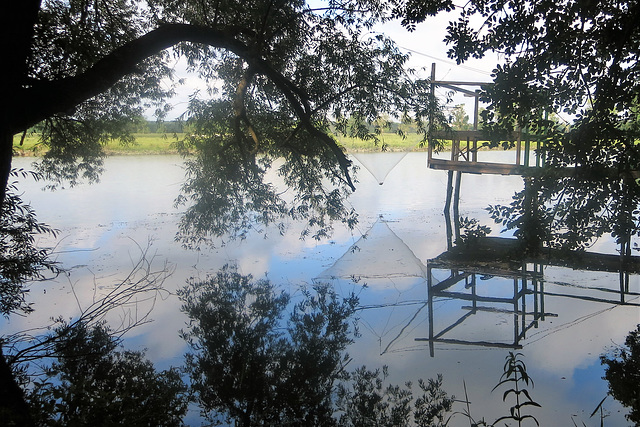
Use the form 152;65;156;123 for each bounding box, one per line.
601;325;640;426
178;265;454;426
177;262;640;426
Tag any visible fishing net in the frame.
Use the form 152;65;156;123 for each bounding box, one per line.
315;217;428;280
314;217;436;354
350;151;412;185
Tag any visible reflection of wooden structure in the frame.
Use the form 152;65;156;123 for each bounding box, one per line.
418;237;640;356
435;236;640;275
417;259;554;357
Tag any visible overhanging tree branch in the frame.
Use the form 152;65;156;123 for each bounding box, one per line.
13;22;355;189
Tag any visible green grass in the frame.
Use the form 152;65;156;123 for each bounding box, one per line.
103;133;183;155
336;133;428;152
13;131;462;157
12;133;184;156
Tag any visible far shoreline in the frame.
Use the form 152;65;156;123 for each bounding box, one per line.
13;132;520;157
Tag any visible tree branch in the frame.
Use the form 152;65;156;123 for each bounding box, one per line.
13;23;355;189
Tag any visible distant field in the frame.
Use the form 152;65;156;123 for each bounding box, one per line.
338;133;428;152
12;133;184;156
13;131;441;157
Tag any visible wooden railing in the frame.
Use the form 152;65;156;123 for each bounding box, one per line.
427;130;545;176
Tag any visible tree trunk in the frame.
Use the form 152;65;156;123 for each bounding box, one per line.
0;347;34;426
0;130;13;207
0;2;41;423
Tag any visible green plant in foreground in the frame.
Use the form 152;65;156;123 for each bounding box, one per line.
461;352;541;426
492;352;541;426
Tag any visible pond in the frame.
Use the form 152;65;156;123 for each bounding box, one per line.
6;152;639;425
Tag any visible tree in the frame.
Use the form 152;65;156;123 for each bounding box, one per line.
180;266;457;426
601;325;640;425
4;241;172;368
400;0;640;253
3;1;474;422
2;0;453;238
0;169;59;317
179;265;359;426
2;0;455;415
335;367;453;427
1;241;174;424
26;322;188;426
449;104;472;131
0;169;60;426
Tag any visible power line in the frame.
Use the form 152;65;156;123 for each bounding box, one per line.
397;45;494;76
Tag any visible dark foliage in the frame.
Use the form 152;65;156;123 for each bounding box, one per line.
179;265;359;425
395;0;640;252
336;366;453;427
26;322;188;427
0;169;58;316
601;325;640;425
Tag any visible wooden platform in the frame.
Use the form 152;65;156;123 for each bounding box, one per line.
427;130;640;178
428;158;535;176
427;130;546;176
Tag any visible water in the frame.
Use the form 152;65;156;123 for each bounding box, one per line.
6;152;639;425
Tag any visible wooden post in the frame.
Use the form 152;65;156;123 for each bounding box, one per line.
453;171;462;242
513;277;519;344
427;264;435;357
473;91;479;162
524;131;530;167
532;262;539;328
466;136;470;162
516;127;522;166
539;267;545;321
473;138;478;163
428;63;436;165
444;170;454;250
451;136;458;161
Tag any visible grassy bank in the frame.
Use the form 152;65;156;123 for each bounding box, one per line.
338;133;428;152
12;133;183;156
12;131;454;157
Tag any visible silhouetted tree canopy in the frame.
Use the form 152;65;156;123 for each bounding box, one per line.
0;170;59;317
26;322;188;426
2;0;456;421
336;367;453;427
2;0;454;244
179;266;455;426
5;0;639;423
179;265;359;425
601;325;640;425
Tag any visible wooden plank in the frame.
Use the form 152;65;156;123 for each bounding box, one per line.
460;305;558;317
428;158;531;175
414;337;523;349
433;80;493;86
430;272;474;292
431;130;522;140
432;290;519;304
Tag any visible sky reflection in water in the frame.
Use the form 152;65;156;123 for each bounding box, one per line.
6;152;640;425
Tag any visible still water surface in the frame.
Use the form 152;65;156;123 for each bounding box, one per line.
6;152;640;425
